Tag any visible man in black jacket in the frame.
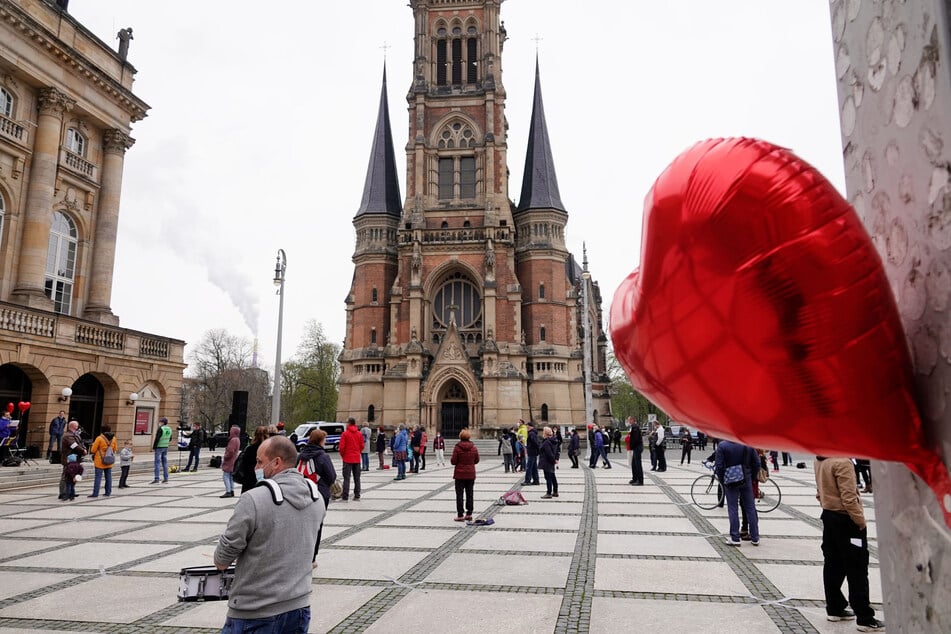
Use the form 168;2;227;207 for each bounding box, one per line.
184;423;205;472
523;422;540;485
626;417;644;485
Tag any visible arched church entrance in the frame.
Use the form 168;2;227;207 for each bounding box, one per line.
439;379;468;438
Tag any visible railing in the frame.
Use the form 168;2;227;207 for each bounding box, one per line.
0;306;55;337
61;148;96;179
399;225;512;245
75;324;124;350
0;115;25;143
140;337;169;359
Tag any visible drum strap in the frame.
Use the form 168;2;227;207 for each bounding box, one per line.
260;478;321;505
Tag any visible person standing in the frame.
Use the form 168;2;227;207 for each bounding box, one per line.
360;423;372;472
419;427;428;470
375;427;387;470
516;420;528;471
626;417;643;485
215;436;324;633
47;410;66;461
298;429;336;560
238;426;269;494
220;426;240;498
58;421;86;500
433;431;446;466
714;440;761;546
680;429;693;465
450;428;479;521
184;423;205;472
150;417;172;484
648;424;658;471
410;425;423;474
652;421;667;472
118;440;134;488
339;418;364;501
567;428;580;468
815;456;885;631
87;425;117;498
523;421;540;485
539;427;559;499
612;427;622;453
782;450;793;467
499;430;514;472
392;424;409;480
594;426;611;468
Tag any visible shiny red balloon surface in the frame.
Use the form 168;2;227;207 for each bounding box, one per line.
611;138;951;523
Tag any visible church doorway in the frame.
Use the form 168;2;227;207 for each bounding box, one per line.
439;380;468;438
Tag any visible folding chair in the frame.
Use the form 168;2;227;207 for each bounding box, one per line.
4;427;36;466
0;435;19;466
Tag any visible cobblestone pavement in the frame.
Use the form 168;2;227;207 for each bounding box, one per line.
0;449;883;633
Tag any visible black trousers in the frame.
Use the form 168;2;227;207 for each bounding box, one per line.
630;449;643;483
820;510;874;620
655;446;667;471
568;451;579;468
681;446;692;464
119;465;130;487
455;479;474;517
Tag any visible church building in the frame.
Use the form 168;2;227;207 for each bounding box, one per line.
337;0;610;437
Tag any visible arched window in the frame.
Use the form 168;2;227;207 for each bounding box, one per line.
45;211;77;315
65;128;86;156
434;21;479;87
539;283;545;299
432;272;482;332
540;326;546;342
367;405;375;422
541;404;549;422
0;88;13;118
370;327;377;345
371;287;378;303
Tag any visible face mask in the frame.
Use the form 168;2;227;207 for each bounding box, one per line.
254;468;265;483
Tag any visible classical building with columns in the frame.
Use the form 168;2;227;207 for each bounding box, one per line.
0;0;184;452
336;0;610;437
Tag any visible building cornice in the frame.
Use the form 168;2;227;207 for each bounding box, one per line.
0;1;150;122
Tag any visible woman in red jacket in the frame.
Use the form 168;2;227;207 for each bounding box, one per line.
450;428;480;521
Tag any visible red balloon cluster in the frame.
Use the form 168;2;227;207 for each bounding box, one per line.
610;138;951;526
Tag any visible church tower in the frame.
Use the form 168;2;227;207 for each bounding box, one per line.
338;0;610;436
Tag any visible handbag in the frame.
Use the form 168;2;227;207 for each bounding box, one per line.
330;479;343;499
723;464;744;486
757;466;769;483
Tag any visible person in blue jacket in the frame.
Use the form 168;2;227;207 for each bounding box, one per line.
391;424;409;481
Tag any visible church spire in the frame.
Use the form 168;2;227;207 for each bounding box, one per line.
517;58;565;213
355;65;402;217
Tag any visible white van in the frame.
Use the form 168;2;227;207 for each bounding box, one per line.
293;421;345;451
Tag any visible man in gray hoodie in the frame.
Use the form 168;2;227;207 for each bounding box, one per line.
215;436;325;632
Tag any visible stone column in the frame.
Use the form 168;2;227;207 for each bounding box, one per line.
829;1;951;630
84;128;134;325
12;87;74;308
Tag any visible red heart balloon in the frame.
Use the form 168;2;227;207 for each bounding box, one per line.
4;403;12;413
17;401;30;413
611;137;951;525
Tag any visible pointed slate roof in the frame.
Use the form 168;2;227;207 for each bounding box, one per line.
517;59;566;213
356;66;403;218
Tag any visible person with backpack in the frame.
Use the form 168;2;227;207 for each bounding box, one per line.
297;429;336;559
714;440;761;546
87;425;118;498
150;417;172;484
220;425;241;498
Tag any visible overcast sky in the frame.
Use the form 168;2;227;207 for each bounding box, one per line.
67;1;845;375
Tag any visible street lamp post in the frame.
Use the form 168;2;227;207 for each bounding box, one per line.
581;245;593;425
271;249;286;426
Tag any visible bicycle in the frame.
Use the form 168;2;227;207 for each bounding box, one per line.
690;461;782;512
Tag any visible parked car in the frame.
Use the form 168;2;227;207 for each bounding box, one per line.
293;421;345;451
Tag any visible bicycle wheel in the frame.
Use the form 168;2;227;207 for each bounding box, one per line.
691;474;724;510
756;478;781;513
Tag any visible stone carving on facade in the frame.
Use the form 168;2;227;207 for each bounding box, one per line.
103;128;135;155
443;342;463;361
117;28;133;61
37;87;75;117
411;243;422;282
484;241;495;280
1;74;18;91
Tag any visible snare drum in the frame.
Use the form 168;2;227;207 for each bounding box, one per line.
178;565;235;601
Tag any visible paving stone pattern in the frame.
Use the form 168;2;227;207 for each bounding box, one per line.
0;450;883;633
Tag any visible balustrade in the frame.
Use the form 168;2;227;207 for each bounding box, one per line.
0;115;24;142
0;306;55;337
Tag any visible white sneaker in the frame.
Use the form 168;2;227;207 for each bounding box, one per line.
725;539;742;546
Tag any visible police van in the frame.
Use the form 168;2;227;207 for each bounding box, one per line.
293;421;345;452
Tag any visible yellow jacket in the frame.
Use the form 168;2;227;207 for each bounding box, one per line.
90;433;118;470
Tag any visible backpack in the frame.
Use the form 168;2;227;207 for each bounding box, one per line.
498;490;528;506
231;448;248;485
100;437;116;466
297;457;318;483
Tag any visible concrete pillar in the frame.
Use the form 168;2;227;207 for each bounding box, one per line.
84;128;134;325
828;2;951;630
12;87;74;308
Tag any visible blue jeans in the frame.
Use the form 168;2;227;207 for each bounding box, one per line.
361;452;369;470
47;434;61;457
598;447;611;467
154;447;168;481
222;471;234;493
397;456;406;477
221;607;310;633
724;481;759;542
91;467;113;496
185;446;201;470
524;455;539;484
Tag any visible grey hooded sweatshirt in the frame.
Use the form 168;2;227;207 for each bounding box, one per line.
214;468;325;619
